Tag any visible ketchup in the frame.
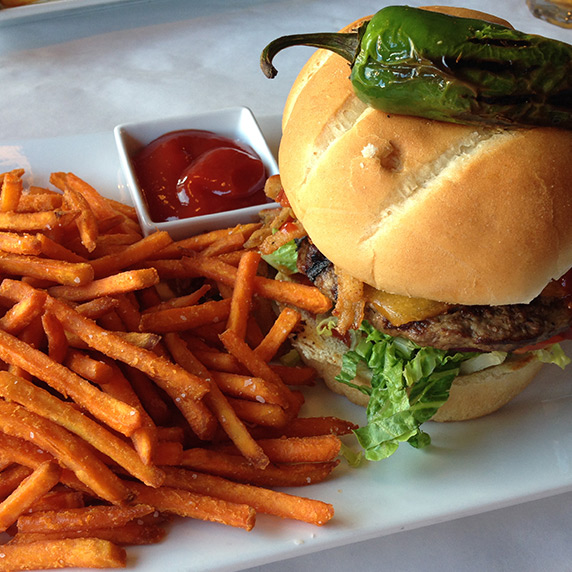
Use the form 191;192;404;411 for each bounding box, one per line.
132;129;269;222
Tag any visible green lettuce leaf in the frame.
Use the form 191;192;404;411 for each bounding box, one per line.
533;343;571;369
336;321;478;461
261;239;298;274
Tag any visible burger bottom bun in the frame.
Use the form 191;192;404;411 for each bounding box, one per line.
291;314;544;422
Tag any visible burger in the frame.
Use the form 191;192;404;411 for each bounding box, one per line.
257;7;572;460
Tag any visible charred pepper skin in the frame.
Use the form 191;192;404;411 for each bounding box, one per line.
261;5;572;129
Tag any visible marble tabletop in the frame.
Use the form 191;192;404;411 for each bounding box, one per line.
0;1;571;571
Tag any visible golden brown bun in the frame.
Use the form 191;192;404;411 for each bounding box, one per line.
279;7;572;306
291;312;543;422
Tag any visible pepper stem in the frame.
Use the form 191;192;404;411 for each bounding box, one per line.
260;24;368;79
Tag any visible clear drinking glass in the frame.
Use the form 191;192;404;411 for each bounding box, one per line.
527;0;572;27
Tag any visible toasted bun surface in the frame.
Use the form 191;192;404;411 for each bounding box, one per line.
291;312;543;422
278;7;572;306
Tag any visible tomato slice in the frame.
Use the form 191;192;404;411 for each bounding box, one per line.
514;328;572;354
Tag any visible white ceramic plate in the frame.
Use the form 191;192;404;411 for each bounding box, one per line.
1;124;571;572
0;0;147;25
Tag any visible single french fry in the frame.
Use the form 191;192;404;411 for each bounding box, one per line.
0;432;54;469
97;214;133;235
0;210;78;233
141;257;195;280
250;416;359;439
0;170;23;212
152;440;183;466
156;426;185;443
142;283;211;314
0;399;129;504
188;321;226;345
219;328;294;409
153;280;176;301
0;372;164;488
112;293;142;332
181;255;332;314
0;460;61;532
181;448;339;488
226;397;290;428
27;185;57;195
16;503;155;534
210;371;285;406
191;349;242;373
0;538;127;571
226;250;260;340
139;297;231;334
103;195;138;221
10;522;166;546
128;481;256;531
0;253;93;286
35;232;88;263
199;231;246;258
16;193;63;213
182;335;220;353
151;223;261;259
19;276;57;290
219;435;342;464
89;232;140;258
0;289;46;335
164;333;269;470
12;314;45;351
163;467;334;526
74;295;120;319
0;464;33;498
63;186;99;253
245;315;265;348
123;366;171;427
89;230;173;278
217;249;245;266
41;311;68;363
48;268;160;302
254;306;301;362
107;217;142;239
0;169;24;185
80;310;129;338
64;349;114;384
50;172;118;222
0;232;41;255
98;359;158;466
28;490;85;513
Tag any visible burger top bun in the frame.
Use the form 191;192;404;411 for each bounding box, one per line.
278;6;572;307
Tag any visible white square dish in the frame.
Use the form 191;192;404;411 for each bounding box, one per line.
113;107;279;240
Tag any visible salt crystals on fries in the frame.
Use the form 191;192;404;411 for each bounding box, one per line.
0;168;357;571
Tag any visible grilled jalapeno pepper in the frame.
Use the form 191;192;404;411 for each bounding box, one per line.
261;5;572;129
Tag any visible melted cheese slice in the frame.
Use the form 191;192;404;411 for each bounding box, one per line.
364;286;450;327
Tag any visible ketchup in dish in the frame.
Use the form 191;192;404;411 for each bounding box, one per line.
133;129;268;222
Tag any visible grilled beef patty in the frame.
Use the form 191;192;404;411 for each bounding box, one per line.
296;237;572;352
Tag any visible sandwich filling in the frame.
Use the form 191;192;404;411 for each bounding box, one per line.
250;193;572;460
297;237;572;354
